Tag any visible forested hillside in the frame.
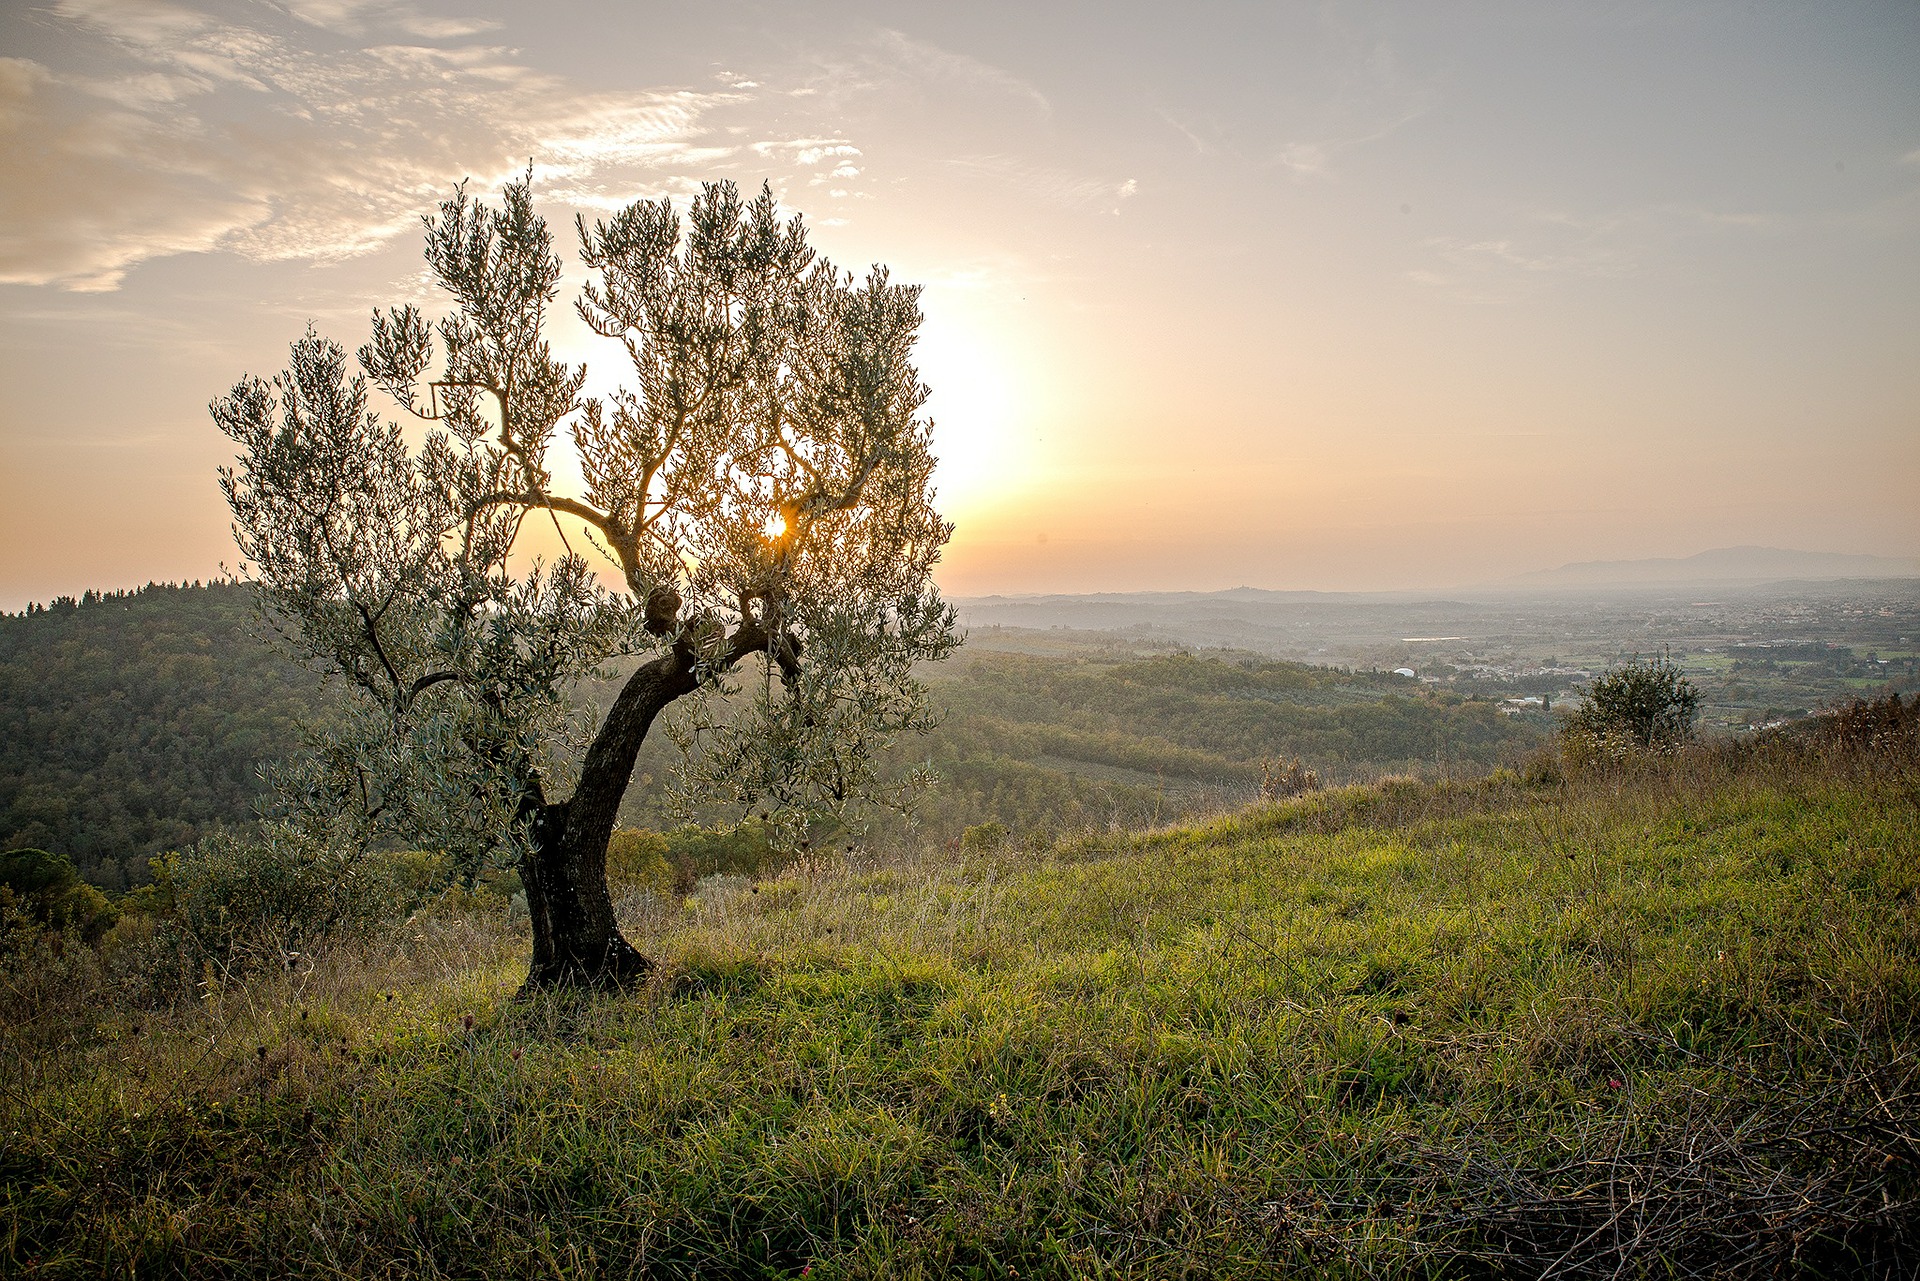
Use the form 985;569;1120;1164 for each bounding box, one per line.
904;650;1540;839
1;585;1542;887
0;584;328;891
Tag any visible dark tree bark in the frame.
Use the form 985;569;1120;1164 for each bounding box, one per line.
520;798;651;991
518;624;766;990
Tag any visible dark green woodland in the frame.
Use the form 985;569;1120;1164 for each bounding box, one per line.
3;584;1540;887
0;584;328;892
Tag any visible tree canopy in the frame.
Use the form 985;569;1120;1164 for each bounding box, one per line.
0;582;325;891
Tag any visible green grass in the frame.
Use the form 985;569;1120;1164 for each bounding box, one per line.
4;750;1917;1278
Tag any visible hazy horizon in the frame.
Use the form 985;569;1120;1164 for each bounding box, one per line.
3;0;1916;610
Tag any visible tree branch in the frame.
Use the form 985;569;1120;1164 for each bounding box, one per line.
407;670;464;702
352;599;404;700
469;489;617;542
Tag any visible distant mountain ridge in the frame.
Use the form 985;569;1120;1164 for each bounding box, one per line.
960;586;1347;608
1515;546;1919;587
955;547;1919;614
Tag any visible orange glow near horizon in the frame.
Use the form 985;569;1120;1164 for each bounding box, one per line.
0;3;1915;610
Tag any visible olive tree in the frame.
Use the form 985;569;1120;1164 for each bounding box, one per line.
213;176;958;988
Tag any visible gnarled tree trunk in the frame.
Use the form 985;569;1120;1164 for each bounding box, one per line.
518;649;703;989
520;799;650;989
517;626;768;990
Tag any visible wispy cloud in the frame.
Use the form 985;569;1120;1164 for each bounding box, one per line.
732;28;1107;222
281;0;501;40
1158;107;1228;158
947;155;1137;214
791;27;1053;130
1408;206;1639;302
1258;10;1435;181
1409;201;1787;302
1668;206;1782;231
871;30;1050;116
1275;106;1426;179
1833;184;1920;235
1426;234;1630;278
55;0;216;52
1;2;757;290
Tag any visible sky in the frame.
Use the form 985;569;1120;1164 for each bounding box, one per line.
1;0;1916;608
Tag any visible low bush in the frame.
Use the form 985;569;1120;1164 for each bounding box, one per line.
661;820;788;890
1258;754;1320;801
130;826;440;966
0;847;117;942
959;820;1007;851
1816;690;1920;759
604;828;676;901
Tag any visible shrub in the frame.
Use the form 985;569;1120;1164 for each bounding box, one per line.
379;848;456;899
1564;654;1699;761
1519;747;1564;787
960;821;1008;852
0;901;109;1045
1815;691;1920;760
135;826;416;963
606;828;677;900
0;847;118;942
609;822;794;896
1259;756;1321;802
1020;824;1058;855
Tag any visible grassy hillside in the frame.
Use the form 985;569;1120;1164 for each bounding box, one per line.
6;741;1914;1277
608;647;1544;842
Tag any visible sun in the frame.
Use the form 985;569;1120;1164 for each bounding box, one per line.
913;304;1020;510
